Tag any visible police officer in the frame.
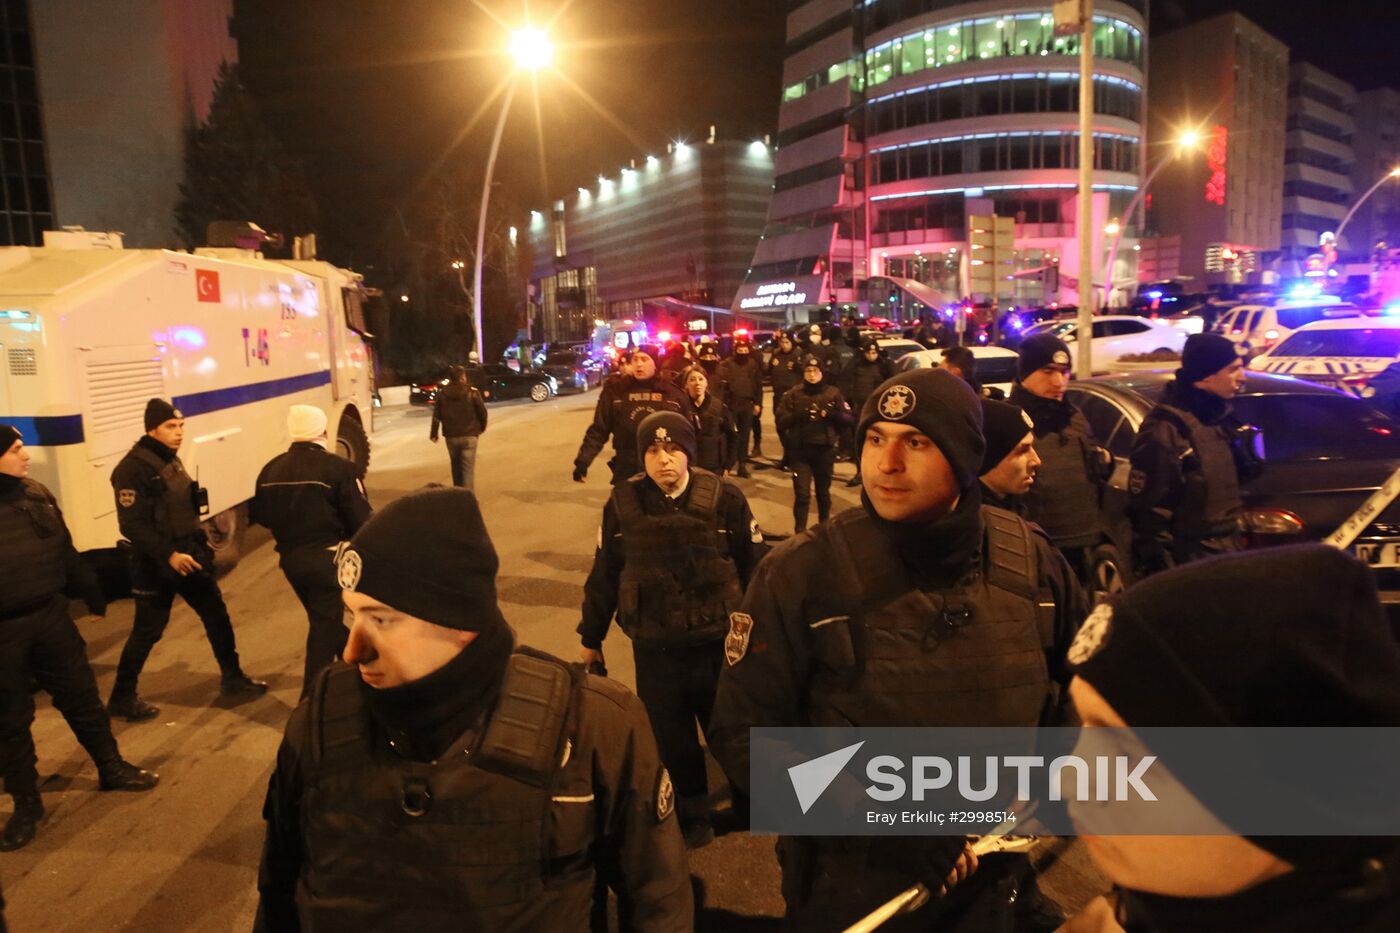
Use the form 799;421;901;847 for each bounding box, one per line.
1010;333;1113;581
1127;333;1259;574
680;364;737;474
710;369;1085;931
979;399;1039;514
573;349;687;485
803;323;840;379
250;405;372;699
696;341;721;379
776;355;851;533
1063;545;1400;932
0;426;157;852
943;346;1005;400
716;335;764;477
255;487;692;931
108;399;266;721
840;337;895;487
578;412;763;849
766;332;803;470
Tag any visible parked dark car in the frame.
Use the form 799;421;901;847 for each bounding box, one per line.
409;364;558;405
1065;371;1400;606
539;350;605;393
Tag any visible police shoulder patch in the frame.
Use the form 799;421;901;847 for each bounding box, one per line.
725;611;754;666
656;768;675;822
749;517;763;544
1068;603;1113;666
337;547;363;591
118;489;137;508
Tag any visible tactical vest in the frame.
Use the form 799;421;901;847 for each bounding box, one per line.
689;397;729;473
613;470;742;647
0;480;66;614
808;506;1055;729
1156;404;1243;538
128;444;203;538
298;650;593;932
1024;420;1101;548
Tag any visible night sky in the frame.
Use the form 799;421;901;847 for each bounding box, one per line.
233;1;1396;271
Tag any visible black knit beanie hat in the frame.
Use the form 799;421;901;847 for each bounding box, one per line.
144;398;181;431
1070;544;1400;869
0;424;20;457
856;368;985;491
1017;333;1073;380
636;410;697;465
336;486;507;634
1179;332;1240;384
980;399;1034;474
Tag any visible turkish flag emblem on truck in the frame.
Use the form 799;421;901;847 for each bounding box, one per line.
196;269;221;303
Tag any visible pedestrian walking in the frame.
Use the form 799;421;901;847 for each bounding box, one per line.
1128;333;1259;575
251;405;372;699
254;487;693;931
107;399;266;721
681;365;737;474
716;336;764;477
429;365;488;491
574;349;687;485
0;426;157;852
775;355;851;532
578;412;764;849
710;368;1085;931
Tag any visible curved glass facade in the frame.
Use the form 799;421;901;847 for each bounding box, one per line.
871;132;1140;184
868;73;1141;134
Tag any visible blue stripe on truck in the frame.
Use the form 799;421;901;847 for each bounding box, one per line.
7;415;86;446
12;370;334;447
173;370;332;417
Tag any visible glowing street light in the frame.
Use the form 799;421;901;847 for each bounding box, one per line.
508;26;553;71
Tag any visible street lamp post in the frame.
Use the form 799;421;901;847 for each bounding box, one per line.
471;26;553;361
1101;130;1202;307
1333;166;1400;250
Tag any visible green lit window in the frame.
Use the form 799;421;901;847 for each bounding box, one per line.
784;82;804;102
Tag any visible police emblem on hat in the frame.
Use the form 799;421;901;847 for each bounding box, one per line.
172;408;184;419
877;384;916;420
337;547;363;591
725;611;754;666
655;426;671;444
1052;350;1070;366
1020;410;1035;430
118;489;136;508
656;768;675;822
1068;603;1113;665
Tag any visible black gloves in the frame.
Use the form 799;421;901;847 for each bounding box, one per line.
866;834;970;891
572;464;588;483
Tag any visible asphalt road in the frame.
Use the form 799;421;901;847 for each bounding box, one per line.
3;388;1105;932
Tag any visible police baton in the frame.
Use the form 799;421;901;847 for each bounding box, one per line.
841;808;1038;933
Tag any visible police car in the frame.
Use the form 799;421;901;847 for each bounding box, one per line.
1248;318;1400;397
1216;297;1361;359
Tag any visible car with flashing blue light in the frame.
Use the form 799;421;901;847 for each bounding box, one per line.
1248;318;1400;396
1216;296;1362;359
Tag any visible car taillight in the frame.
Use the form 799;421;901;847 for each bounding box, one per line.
1242;508;1305;535
1341;372;1373;394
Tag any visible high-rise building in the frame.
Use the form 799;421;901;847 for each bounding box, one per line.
1148;12;1287;285
1349;88;1400;258
1281;62;1357;270
31;0;235;247
0;0;52;246
734;0;1148;321
527;138;773;343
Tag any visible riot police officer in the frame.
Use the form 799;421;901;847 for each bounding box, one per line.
710;369;1085;931
840;337;895;486
979;399;1039;514
1128;333;1259;573
766;332;803;469
680;364;737;474
0;426;157;852
578;412;763;849
716;335;764;477
250;405;372;699
776;355;851;533
255;487;692;931
1010;334;1113;580
107;399;267;721
573;349;687;485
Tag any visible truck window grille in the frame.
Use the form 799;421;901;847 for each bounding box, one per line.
84;356;165;434
7;347;36;375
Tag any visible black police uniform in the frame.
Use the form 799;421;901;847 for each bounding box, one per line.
255;652;693;932
716;351;765;475
686;392;737;474
1128;378;1261;573
250;442;372;696
579;469;763;833
709;503;1084;930
109;435;256;713
776;377;851;531
1010;385;1113;578
767;344;803;463
574;376;687;484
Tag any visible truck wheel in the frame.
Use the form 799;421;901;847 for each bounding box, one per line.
336;416;370;477
205;503;247;571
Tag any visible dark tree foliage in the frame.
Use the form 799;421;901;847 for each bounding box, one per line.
174;61;319;250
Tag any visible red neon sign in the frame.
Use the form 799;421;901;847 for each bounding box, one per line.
1204;125;1228;206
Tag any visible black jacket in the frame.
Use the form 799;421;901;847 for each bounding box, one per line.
110;436;203;565
716;355;765;408
687;394;738;474
578;472;764;649
767;347;803;395
0;475;104;616
430;382;488;440
841;356;895;409
575;376;688;481
776;383;851;448
250;443;372;554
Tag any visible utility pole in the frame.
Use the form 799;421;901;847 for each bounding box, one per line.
1055;0;1095;378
